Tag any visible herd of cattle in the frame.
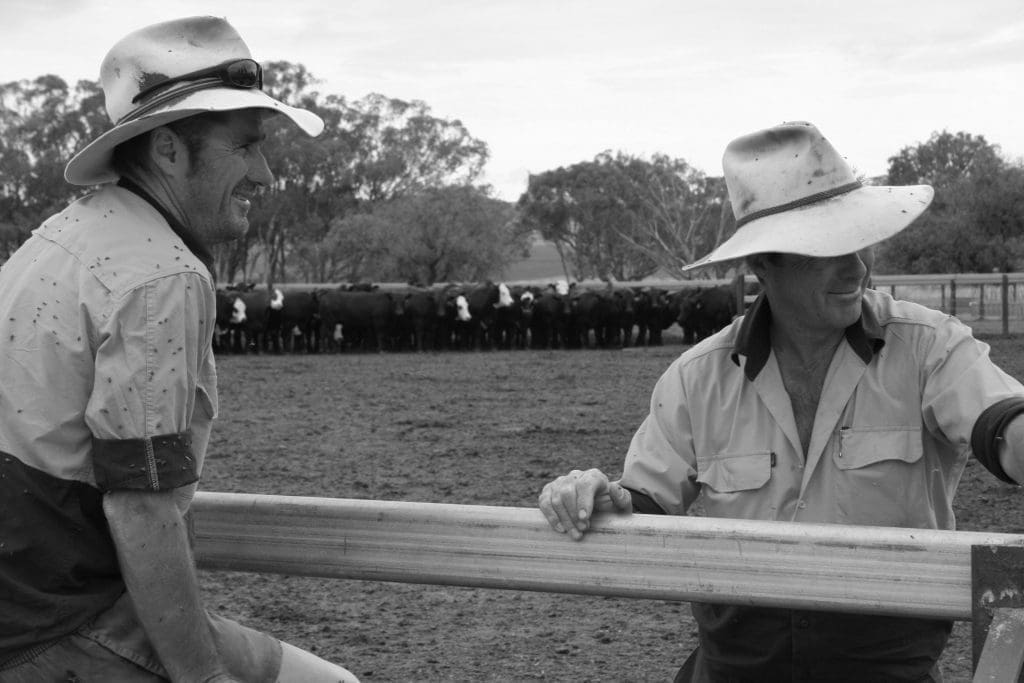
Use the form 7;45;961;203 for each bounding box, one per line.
213;280;751;354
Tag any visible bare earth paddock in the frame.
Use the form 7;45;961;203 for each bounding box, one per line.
198;329;1024;682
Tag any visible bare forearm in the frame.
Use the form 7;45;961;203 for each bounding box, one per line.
104;490;229;682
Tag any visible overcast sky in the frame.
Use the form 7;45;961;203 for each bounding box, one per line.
2;0;1022;200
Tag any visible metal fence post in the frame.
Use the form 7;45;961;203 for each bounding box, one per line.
972;545;1024;681
1003;274;1010;337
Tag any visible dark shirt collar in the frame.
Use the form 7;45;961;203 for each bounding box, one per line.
731;292;885;381
116;177;214;272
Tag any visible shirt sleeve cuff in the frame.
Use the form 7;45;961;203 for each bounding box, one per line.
623;487;668;514
91;432;199;492
970;397;1024;485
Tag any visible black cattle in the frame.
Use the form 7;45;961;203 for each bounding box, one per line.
272;287;320;353
610;286;637;347
509;285;538;350
677;285;736;343
213;288;240;353
569;289;617;349
317;288;403;352
217;284;273;353
530;285;572;349
430;284;472;350
491;283;520;350
634;287;676;346
465;281;501;350
402;288;442;352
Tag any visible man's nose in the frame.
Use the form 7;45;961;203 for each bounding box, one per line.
835;251;869;278
249;149;274;187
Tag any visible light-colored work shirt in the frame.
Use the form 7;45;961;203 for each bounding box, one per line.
620;289;1024;680
622;289;1023;530
0;183;218;660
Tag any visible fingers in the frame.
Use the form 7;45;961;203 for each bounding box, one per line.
539;469;626;541
599;481;633;513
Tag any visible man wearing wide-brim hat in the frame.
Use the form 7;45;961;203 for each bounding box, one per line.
540;121;1024;680
0;17;358;682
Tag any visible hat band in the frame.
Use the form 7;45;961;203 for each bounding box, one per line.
735;180;863;228
116;78;236;126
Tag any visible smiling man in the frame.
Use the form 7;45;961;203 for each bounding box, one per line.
0;17;359;683
539;122;1024;681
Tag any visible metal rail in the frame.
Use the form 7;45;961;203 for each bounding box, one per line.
191;492;1024;621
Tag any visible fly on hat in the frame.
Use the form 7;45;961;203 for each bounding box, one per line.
64;16;324;186
682;121;933;271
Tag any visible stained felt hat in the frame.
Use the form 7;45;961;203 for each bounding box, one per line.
64;16;324;186
682;121;933;271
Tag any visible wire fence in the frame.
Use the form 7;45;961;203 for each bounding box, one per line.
872;274;1024;336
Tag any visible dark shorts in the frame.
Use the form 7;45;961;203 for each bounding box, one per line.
0;592;282;682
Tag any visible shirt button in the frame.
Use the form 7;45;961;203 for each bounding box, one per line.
797;616;810;629
797;501;807;509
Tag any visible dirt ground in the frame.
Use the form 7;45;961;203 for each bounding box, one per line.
197;333;1024;683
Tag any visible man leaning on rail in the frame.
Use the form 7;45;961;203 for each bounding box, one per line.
539;121;1024;682
0;16;359;683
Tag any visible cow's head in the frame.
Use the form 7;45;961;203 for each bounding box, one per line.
455;295;472;322
230;297;247;325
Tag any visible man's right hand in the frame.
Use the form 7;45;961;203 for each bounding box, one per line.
538;468;633;540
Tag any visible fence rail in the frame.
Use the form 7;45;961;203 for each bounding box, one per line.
190;492;1024;621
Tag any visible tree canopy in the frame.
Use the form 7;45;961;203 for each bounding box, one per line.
877;131;1024;273
0;75;106;258
516;151;733;281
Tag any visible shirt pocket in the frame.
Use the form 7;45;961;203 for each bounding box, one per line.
696;451;773;493
832;427;927;527
836;427;923;469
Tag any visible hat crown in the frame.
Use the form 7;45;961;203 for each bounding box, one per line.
723;121;858;224
100;16;253;125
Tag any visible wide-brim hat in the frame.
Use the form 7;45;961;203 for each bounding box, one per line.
682;121;933;271
65;16;324;186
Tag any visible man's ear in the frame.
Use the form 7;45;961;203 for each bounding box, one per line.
147;126;188;178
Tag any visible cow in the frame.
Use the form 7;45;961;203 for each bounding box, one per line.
634;287;676;346
402;288;442;352
510;285;538;350
530;282;572;350
273;287;321;353
568;289;614;349
677;285;736;343
213;288;241;353
491;282;519;350
218;283;273;353
317;288;404;352
610;286;637;347
464;281;502;350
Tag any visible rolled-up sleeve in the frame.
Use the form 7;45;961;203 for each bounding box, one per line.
920;318;1024;448
620;358;700;515
86;273;215;492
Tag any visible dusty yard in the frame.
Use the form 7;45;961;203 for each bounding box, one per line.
197;334;1024;682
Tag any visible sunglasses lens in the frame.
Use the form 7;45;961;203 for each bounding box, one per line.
226;60;261;88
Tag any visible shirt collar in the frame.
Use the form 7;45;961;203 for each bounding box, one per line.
116;177;214;271
731;292;885;381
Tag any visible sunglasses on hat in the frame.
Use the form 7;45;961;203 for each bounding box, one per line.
132;58;263;104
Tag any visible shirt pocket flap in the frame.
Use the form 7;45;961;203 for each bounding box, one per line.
696;451;773;493
837;427;922;470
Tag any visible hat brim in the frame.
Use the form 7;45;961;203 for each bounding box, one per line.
682;184;934;271
65;87;324;186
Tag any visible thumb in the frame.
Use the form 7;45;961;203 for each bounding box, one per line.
608;482;633;512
